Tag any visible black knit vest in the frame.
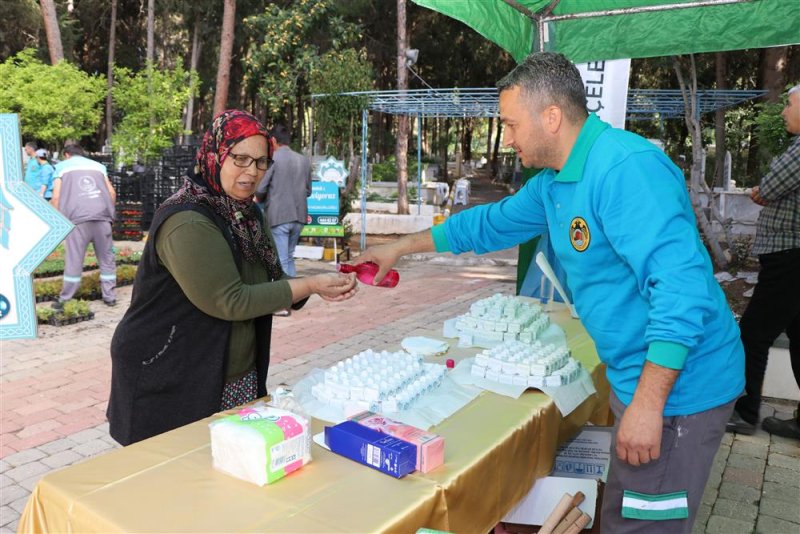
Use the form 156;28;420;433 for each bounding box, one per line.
107;203;272;446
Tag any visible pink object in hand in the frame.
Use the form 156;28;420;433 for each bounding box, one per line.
446;359;455;369
337;261;399;288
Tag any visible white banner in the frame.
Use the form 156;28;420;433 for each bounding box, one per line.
0;114;72;340
576;59;631;130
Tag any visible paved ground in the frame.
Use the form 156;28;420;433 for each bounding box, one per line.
2;172;798;533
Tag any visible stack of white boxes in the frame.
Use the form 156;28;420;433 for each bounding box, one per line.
454;294;550;347
470;340;581;388
311;349;447;413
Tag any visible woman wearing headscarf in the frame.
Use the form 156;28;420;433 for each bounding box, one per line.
108;110;357;446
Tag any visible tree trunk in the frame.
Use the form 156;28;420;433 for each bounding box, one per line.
486;117;494;160
213;0;236;117
461;118;473;162
146;0;155;64
422;117;429;154
39;0;63;64
745;46;790;180
395;0;409;215
762;46;789;103
296;87;304;149
713;52;727;188
491;122;502;179
184;15;202;137
440;118;450;184
104;0;117;146
673;55;730;268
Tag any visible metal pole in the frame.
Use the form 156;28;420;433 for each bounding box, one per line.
360;108;369;251
309;96;315;157
416;113;422;215
543;0;751;22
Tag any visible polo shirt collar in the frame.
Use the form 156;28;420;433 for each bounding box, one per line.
554;113;609;182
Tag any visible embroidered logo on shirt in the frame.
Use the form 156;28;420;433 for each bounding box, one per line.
570;217;591;252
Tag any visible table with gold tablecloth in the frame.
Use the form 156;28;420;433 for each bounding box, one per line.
19;305;610;533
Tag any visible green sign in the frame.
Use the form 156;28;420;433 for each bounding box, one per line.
307;214;339;226
301;225;344;237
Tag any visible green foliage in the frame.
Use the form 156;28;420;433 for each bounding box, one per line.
34;264;138;301
112;62;198;165
371;156;421;182
116;264;138;283
243;0;362;124
0;0;42;60
36;306;55;322
34;244;141;276
309;48;373;157
753;90;794;159
0;49;105;145
36;300;92;325
61;299;91;318
35;280;61;300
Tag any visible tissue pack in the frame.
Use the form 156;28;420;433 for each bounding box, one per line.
350;411;444;473
325;420;416;478
210;406;311;486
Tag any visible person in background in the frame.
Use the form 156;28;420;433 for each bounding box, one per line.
35;148;55;201
107;110;357;446
358;52;743;533
727;83;800;440
23;142;41;190
255;124;312;279
51;144;118;308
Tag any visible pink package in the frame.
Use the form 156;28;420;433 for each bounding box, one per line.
349;411;444;473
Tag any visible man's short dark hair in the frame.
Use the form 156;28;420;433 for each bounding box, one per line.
63;143;86;157
25;141;37;150
270;124;291;146
497;52;588;123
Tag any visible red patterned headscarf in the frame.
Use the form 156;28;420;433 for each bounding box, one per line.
161;110;283;280
197;109;272;194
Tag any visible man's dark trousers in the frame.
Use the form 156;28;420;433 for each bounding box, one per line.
735;247;800;425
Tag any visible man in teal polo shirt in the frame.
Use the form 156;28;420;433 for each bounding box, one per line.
23;142;41;190
359;52;743;533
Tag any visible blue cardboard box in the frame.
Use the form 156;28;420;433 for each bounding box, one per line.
325;420;417;478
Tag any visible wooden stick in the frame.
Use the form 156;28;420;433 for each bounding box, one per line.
538;493;573;534
562;512;592;534
550;492;585;534
569;492;585;509
552;506;583;534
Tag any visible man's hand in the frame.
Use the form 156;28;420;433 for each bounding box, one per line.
616;401;663;467
750;186;768;206
356;243;404;285
356;230;437;285
616;360;679;466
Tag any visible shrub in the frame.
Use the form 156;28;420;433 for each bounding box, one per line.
34;264;137;301
61;300;91;319
36;306;55;323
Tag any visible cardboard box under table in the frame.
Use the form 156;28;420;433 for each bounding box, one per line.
502;427;613;533
18;304;611;533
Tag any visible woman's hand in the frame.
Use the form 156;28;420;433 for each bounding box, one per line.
311;272;358;301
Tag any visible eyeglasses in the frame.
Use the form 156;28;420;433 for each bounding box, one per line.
227;152;271;171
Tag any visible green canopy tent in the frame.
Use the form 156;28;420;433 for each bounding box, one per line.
412;0;800;292
413;0;800;63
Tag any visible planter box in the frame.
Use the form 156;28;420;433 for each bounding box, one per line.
47;311;95;327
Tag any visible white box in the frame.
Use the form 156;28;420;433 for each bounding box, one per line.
502;427;612;529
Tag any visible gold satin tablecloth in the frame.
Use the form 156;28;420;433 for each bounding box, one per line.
18;305;610;533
